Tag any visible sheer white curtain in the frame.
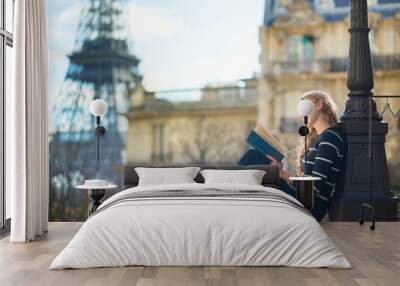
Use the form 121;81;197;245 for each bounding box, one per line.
8;0;49;242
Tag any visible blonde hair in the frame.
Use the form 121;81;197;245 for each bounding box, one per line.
296;91;338;175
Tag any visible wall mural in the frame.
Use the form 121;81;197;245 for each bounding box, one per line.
48;0;400;221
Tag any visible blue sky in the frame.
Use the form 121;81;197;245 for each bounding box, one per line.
47;0;264;103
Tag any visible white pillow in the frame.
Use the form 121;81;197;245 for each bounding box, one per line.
200;169;266;185
135;167;200;186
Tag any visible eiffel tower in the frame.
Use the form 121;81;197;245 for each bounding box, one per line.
49;0;142;221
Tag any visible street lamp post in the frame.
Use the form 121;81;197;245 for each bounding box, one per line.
329;0;397;221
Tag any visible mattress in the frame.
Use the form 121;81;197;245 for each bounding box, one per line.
50;183;351;269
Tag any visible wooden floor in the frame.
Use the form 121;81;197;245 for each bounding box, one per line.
0;222;399;286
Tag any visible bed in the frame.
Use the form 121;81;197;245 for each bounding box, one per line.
50;165;351;269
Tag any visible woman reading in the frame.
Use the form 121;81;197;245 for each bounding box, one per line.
240;90;344;221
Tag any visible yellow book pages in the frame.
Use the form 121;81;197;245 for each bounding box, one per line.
254;125;287;154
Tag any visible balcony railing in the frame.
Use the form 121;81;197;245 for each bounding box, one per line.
265;54;400;75
132;86;259;115
373;54;400;70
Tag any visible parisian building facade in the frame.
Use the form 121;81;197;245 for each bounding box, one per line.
126;0;400;174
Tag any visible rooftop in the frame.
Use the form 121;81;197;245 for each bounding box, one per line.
264;0;400;26
129;78;259;116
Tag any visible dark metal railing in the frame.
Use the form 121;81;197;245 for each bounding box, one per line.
373;55;400;70
266;54;400;75
358;95;400;224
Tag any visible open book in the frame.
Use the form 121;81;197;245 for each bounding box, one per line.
246;125;287;161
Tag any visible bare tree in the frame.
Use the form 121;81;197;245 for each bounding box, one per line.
172;117;248;165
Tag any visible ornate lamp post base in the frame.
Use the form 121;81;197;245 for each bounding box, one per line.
330;0;398;221
330;120;397;221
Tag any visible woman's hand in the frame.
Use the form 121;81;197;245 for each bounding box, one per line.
266;155;292;181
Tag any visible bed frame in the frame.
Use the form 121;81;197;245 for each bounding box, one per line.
123;165;280;189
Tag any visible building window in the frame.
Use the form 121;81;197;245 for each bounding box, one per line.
1;0;15;230
280;117;299;133
396;116;400;131
152;123;166;161
277;0;291;7
286;35;314;62
247;121;256;132
316;0;335;9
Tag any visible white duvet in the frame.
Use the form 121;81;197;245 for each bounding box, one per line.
50;183;351;269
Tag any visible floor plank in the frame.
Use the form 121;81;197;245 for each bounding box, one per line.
0;222;399;286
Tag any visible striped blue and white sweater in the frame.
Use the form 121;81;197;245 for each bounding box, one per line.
279;126;344;221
